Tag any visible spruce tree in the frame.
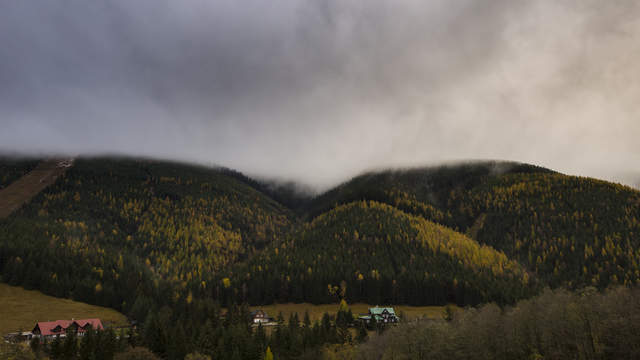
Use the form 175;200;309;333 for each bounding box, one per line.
50;336;63;360
230;346;241;360
197;320;217;357
29;337;41;358
62;328;78;359
79;327;95;360
356;322;368;343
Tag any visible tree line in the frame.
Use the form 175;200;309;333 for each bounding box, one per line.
14;302;365;360
354;286;640;360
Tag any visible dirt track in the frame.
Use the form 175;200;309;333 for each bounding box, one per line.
0;159;72;219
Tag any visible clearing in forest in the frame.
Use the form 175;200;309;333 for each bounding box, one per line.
0;159;72;219
247;303;455;322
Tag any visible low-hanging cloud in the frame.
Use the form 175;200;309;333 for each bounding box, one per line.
1;0;639;191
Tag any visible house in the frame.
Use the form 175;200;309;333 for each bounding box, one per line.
358;307;399;324
32;318;103;340
250;310;273;324
3;331;34;343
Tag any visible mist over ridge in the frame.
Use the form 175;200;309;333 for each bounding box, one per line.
1;0;639;190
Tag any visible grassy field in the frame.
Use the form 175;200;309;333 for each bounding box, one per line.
248;303;455;322
0;283;129;335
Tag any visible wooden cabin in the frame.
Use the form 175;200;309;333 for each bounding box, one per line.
250;310;273;324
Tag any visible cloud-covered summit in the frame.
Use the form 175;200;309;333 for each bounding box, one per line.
1;1;639;190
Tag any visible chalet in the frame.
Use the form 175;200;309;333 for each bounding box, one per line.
32;318;103;339
250;310;273;324
358;307;399;324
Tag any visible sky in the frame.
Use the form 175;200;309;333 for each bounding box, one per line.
1;0;639;191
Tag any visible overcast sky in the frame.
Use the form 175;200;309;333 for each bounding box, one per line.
1;0;639;190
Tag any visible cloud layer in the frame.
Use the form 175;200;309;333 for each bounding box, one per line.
1;0;639;190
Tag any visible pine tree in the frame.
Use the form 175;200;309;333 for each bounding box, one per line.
127;327;139;348
230;346;241;360
29;336;41;358
253;323;266;351
303;311;311;328
117;329;128;353
356;322;368;343
142;312;166;357
62;328;78;359
101;329;118;360
197;320;217;357
168;324;188;360
50;336;63;360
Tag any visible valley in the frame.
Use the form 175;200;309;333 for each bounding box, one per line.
245;303;453;323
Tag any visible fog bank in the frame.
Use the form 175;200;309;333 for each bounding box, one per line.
1;1;639;190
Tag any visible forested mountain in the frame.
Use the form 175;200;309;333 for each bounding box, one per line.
1;156;640;359
229;201;533;306
452;172;640;288
0;157;294;312
2;157;640;308
306;162;640;289
306;161;552;223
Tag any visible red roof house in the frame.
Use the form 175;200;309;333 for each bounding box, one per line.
32;319;103;338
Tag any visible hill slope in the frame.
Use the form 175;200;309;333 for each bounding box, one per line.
0;283;128;335
0;157;294;314
307;161;551;223
307;162;640;289
0;157;40;190
455;172;640;288
5;157;640;360
2;157;639;315
229;201;533;306
0;159;71;219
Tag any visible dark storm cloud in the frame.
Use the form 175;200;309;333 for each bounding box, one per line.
1;1;639;190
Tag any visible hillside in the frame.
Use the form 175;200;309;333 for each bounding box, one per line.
0;283;128;335
2;158;639;309
2;156;640;359
306;162;640;289
454;172;640;288
0;159;72;219
229;201;533;306
0;157;295;315
0;157;40;190
306;161;552;223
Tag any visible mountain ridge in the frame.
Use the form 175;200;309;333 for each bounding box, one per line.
1;156;639;316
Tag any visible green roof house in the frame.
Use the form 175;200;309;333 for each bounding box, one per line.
359;306;399;324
